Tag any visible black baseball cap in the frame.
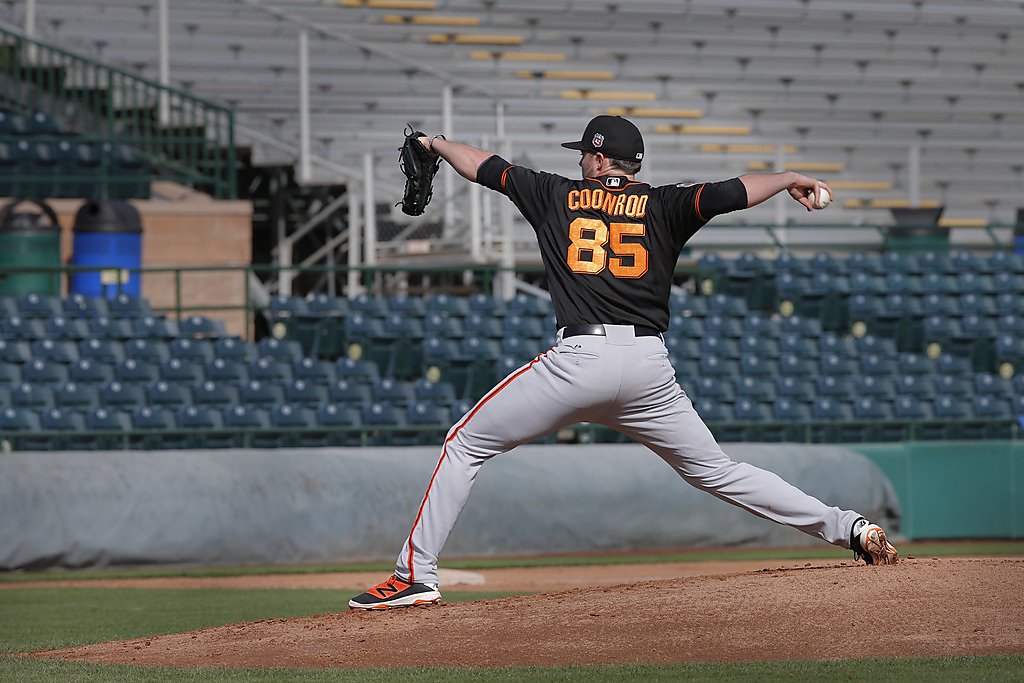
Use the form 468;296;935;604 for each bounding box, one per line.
561;115;644;162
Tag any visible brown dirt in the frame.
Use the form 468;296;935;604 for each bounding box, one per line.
28;557;1024;669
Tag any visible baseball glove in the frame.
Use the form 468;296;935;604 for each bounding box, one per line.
398;125;443;216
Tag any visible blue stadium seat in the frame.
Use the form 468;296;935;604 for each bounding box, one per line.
689;375;735;403
16;292;61;319
895;374;935;398
114;358;161;384
258;337;304;363
0;362;21;386
22;358;69;384
159;358;204;384
249;357;293;383
54;381;100;411
733;397;770;422
83;407;130;449
79;338;125;365
106;293;151;318
169;337;215;364
239;379;284;408
178;315;227;338
0;405;40;433
777;333;817;359
262;404;317;448
701;336;740;359
698;355;738;378
738;355;777;379
214;337;255;361
44;315;90;341
413;378;457;406
774;375;812;399
467;292;504;317
0;339;31;364
284;378;327;406
178;405;224;430
507;293;551;318
146;380;193;407
819;353;857;376
853;375;896;399
193;381;241;408
386;294;426;318
449;399;475;423
336;357;380;384
328;378;372;406
87;316;134;340
973;373;1013;398
372;378;415;405
63;293;108;319
0;315;45;340
101;382;146;410
463;313;503;339
735;377;775;401
31;339;79;364
313;403;363;446
292;356;336;383
122;338;169;364
777;353;815;378
132;315;180;340
816;375;854;397
205;357;248;383
694;398;734;424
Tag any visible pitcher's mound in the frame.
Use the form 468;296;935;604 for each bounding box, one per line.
34;557;1024;669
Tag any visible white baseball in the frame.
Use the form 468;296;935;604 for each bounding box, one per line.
808;186;831;210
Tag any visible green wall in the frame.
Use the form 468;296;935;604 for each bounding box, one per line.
853;441;1023;540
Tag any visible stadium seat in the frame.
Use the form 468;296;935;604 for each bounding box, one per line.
258;337;304;363
387;294;426;318
132;315;180;340
0;315;45;341
22;358;69;385
122;338;170;364
54;382;100;411
106;294;151;318
292;356;336;383
178;315;227;338
737;356;774;382
159;358;204;384
0;362;21;387
0;339;31;364
701;336;740;359
693;398;734;425
83;407;130;450
114;358;161;384
177;405;228;448
690;375;735;403
214;337;255;361
146;380;193;407
221;405;270;447
168;337;215;364
774;375;812;399
44;315;90;341
372;378;415;406
239;379;284;408
31;339;79;364
361;401;407;446
284;378;327;407
314;402;364;446
101;382;146;410
403;401;450;444
193;381;241;408
249;357;293;383
79;338;125;365
328;378;372;406
735;375;775;401
816;375;854;398
777;353;815;378
777;333;818;359
853;375;896;399
698;355;738;378
63;293;108;319
413;378;458;407
261;404;317;448
204;357;248;383
336;357;380;384
128;405;179;449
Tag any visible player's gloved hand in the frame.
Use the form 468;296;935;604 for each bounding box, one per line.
398;125;444;216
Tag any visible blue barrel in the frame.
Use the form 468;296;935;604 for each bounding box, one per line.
70;200;143;299
1015;209;1024;256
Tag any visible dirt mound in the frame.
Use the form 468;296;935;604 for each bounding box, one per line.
32;558;1024;669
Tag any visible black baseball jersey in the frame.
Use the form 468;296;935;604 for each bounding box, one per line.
477;156;747;331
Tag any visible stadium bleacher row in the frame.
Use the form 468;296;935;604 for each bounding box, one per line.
2;249;1022;450
0;108;152;199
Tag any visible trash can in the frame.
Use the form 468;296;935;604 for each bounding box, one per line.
0;199;62;296
70;199;143;299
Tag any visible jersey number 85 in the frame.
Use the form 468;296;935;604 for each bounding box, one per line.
566;217;649;279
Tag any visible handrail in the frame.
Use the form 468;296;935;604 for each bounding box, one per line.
0;23;236;199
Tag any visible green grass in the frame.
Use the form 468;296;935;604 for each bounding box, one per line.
0;588;514;655
2;540;1021;584
2;656;1023;682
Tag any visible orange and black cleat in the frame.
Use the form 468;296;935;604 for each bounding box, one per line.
348;574;442;610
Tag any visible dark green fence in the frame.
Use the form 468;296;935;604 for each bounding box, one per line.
0;24;235;199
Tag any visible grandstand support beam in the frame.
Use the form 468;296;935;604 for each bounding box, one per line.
298;30;312;184
499;139;515;301
363;152;377;268
909;143;921;207
470;179;482;262
158;0;169;126
773;143;788;245
348;189;363;298
442;84;455;238
24;0;35;62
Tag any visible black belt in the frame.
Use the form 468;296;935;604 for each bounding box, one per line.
562;324;661;339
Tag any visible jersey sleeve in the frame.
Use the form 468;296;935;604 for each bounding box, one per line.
657;178;748;243
474;155;560;229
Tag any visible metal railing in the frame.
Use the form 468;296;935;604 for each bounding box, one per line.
0;24;235;198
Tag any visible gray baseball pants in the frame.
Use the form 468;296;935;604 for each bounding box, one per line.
397;325;861;585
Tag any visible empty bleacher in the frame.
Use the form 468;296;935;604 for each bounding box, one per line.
1;248;1021;450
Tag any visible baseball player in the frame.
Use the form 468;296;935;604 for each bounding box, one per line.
350;115;897;610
